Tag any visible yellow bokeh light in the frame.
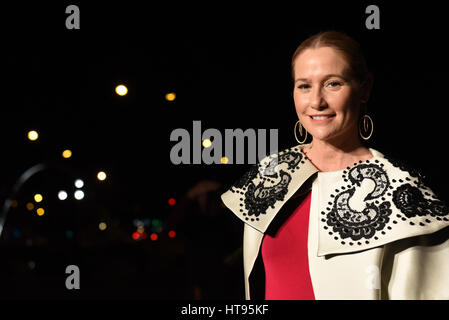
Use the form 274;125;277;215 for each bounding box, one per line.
115;84;128;96
221;156;229;164
62;149;72;159
27;130;39;141
202;139;212;148
165;92;176;101
26;202;34;211
34;194;43;203
99;222;107;231
97;171;107;181
36;208;45;216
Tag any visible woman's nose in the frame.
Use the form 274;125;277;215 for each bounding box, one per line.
309;88;327;110
311;104;328;111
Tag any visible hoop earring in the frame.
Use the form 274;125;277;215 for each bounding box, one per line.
294;120;308;144
359;114;374;140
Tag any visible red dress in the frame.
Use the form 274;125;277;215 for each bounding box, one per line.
261;191;315;300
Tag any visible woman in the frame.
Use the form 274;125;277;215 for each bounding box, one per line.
221;30;449;300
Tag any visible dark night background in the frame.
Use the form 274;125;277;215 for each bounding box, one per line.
0;1;447;300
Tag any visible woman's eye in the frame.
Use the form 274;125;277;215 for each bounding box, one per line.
327;81;342;88
297;84;310;90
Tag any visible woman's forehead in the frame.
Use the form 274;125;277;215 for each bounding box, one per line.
294;47;349;78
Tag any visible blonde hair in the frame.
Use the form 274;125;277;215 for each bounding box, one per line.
291;30;372;86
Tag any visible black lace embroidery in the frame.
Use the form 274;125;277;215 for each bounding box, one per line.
261;150;302;178
326;163;392;241
229;145;449;238
392;183;449;218
325;157;449;245
244;170;292;217
230;149;303;221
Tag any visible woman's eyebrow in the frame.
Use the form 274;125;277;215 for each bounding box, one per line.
294;74;346;83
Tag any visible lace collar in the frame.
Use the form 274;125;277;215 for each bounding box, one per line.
221;144;449;255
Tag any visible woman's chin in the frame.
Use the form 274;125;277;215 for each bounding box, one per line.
308;132;334;142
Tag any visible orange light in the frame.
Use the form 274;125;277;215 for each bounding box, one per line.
165;92;176;101
150;233;158;241
168;198;176;206
62;149;72;159
168;230;176;238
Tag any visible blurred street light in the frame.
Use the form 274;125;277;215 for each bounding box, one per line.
34;194;43;203
165;92;176;101
62;149;72;159
58;191;68;200
74;190;85;200
27;130;39;141
74;179;84;188
97;171;107;181
115;84;128;96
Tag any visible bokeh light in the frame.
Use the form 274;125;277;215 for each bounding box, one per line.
62;149;72;159
26;202;34;211
115;84;128;96
202;139;212;148
132;231;140;240
221;156;229;164
97;171;107;181
99;222;107;231
168;230;176;238
27;130;39;141
36;208;45;216
165;92;176;101
34;194;43;203
150;233;158;241
74;190;85;200
168;198;176;206
58;190;68;200
74;179;84;188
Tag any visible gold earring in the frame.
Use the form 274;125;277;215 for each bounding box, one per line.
294;120;308;144
359;114;374;140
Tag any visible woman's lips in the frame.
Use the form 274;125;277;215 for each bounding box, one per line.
309;114;336;122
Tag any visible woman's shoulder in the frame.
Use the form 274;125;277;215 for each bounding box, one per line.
374;148;427;180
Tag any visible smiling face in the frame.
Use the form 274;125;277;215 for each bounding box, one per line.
293;46;366;143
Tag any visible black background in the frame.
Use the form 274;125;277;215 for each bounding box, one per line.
0;1;448;301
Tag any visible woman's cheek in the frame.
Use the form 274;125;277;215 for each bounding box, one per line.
294;94;307;113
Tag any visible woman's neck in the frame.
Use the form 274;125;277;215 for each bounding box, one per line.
302;136;373;172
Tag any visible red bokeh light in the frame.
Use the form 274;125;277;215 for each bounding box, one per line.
168;230;176;238
150;233;158;241
132;232;140;240
168;198;176;206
